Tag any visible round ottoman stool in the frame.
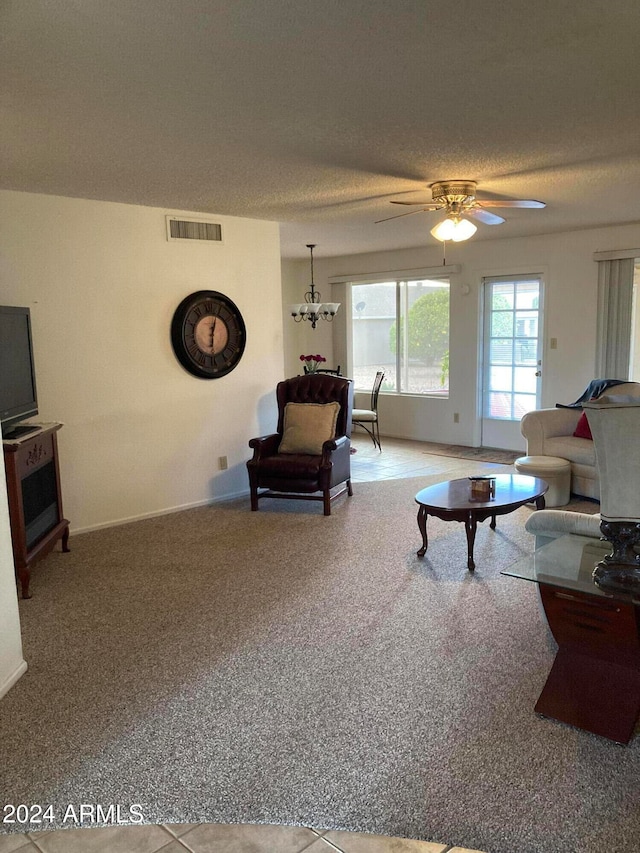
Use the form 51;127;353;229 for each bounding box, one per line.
514;455;571;507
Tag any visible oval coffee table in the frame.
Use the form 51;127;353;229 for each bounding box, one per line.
415;474;548;570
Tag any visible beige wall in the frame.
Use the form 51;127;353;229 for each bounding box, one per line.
0;191;284;533
282;222;640;446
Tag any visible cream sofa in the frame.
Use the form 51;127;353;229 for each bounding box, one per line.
520;382;640;500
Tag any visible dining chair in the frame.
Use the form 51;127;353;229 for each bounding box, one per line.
352;370;384;450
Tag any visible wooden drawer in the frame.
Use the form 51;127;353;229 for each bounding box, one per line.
14;432;55;478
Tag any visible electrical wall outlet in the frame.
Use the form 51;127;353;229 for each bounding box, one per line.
453;412;460;423
550;337;558;349
218;456;228;470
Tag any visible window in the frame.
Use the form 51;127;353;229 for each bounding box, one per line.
351;277;450;395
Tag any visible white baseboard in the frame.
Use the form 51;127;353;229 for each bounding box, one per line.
0;659;28;700
71;488;251;536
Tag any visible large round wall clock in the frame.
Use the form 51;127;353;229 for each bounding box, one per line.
171;290;246;379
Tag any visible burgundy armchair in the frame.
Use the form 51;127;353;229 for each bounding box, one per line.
247;374;354;515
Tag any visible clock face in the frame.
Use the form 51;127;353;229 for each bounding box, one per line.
171;290;246;379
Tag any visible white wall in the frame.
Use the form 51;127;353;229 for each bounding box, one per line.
282;223;640;446
0;191;284;533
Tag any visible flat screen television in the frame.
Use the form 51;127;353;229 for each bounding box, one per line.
0;305;40;439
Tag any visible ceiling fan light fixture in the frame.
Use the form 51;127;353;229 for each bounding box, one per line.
430;216;477;242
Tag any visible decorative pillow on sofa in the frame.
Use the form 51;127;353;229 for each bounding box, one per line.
278;402;340;455
573;411;593;440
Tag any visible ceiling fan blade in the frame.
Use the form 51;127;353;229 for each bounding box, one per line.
390;201;441;208
468;208;505;225
476;199;546;209
375;207;436;224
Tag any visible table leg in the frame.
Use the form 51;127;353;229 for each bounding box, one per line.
18;566;31;600
417;505;428;557
535;495;546;510
490;514;497;530
465;511;477;571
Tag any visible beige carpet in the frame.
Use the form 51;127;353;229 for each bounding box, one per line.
4;474;631;853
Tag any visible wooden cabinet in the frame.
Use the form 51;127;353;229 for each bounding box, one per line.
3;423;69;598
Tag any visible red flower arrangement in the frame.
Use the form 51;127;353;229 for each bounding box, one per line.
300;354;327;374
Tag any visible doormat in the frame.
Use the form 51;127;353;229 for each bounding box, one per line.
421;442;521;465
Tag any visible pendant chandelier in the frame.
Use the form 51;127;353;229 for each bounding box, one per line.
289;244;340;330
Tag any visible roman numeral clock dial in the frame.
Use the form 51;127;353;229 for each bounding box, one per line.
170;290;246;378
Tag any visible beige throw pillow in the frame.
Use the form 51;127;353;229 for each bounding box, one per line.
278;402;340;455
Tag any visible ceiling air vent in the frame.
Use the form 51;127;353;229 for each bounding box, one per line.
166;216;223;243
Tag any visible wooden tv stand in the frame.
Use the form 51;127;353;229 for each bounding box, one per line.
2;422;70;598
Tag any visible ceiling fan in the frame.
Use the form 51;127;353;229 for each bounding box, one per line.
376;180;545;241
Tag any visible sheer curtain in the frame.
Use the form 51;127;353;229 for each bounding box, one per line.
595;256;635;378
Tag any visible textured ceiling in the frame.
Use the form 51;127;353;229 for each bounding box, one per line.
2;0;640;259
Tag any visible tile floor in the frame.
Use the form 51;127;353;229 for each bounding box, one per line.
0;823;487;853
349;434;512;485
353;436;480;482
0;438;494;853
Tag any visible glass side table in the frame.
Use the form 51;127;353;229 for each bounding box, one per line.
502;534;640;744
